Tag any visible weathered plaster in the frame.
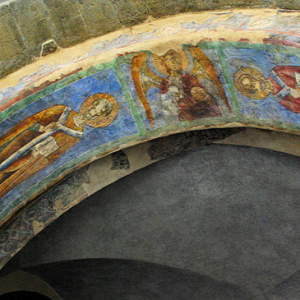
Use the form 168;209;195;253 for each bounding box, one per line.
0;9;297;99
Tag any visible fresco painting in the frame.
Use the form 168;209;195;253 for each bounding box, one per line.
0;94;118;199
3;41;300;226
222;45;300;127
129;46;231;129
0;67;140;220
234;66;300;112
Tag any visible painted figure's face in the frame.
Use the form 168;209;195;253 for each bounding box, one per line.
163;50;182;73
164;54;181;71
234;67;272;100
83;98;113;121
239;75;267;93
75;98;113;126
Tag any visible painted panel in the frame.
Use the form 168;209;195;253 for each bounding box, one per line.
0;67;139;220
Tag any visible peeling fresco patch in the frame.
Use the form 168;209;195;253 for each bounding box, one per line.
0;165;90;267
111;150;130;170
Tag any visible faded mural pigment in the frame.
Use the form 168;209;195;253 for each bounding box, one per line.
2;9;300;269
3;41;300;224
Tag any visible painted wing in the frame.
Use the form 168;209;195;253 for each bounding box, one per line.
131;52;163;127
188;46;231;112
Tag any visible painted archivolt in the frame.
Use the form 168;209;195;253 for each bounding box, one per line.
2;39;300;241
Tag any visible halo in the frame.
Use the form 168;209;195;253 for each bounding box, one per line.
80;93;119;128
233;67;271;100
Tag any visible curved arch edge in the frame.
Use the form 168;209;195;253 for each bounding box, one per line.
1;127;300;271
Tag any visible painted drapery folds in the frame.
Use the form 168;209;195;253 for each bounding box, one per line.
2;40;300;226
0;94;119;200
130;46;231;128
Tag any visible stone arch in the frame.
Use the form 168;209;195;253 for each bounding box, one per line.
2;8;300;272
1;128;300;271
4;141;300;299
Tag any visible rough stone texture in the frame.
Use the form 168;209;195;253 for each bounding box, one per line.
0;4;30;75
110;0;149;26
75;0;120;37
42;0;90;47
276;0;300;10
4;145;300;299
145;0;191;17
9;0;58;56
0;0;299;79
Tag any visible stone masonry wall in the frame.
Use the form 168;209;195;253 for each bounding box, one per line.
0;0;299;79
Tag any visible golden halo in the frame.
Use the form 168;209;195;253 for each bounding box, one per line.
233;67;271;100
80;93;119;128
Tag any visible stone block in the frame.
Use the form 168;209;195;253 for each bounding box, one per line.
145;0;190;17
9;0;58;56
42;0;90;47
187;0;219;11
0;4;33;77
189;0;274;10
0;61;7;79
2;53;33;77
276;0;300;10
76;0;121;37
0;4;26;61
110;0;148;26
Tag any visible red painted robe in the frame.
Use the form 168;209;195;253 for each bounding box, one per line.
270;66;300;114
160;73;221;121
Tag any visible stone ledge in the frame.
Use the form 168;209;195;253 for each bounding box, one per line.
0;0;295;79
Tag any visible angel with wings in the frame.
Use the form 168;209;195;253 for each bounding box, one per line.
131;46;231;127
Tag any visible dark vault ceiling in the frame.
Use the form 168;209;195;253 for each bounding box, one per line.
2;144;300;299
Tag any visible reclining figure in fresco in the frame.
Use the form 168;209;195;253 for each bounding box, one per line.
0;94;119;199
131;46;231;127
234;66;300;114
